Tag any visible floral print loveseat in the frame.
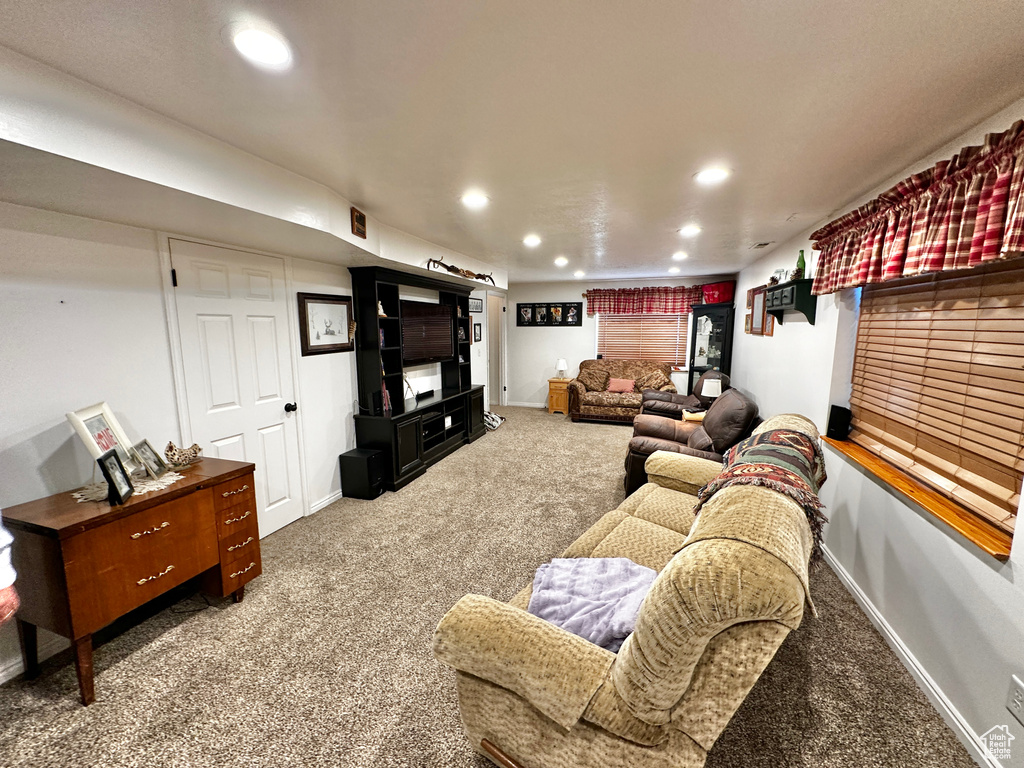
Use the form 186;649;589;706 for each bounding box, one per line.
569;359;677;424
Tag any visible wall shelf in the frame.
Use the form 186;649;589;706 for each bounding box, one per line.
765;278;816;325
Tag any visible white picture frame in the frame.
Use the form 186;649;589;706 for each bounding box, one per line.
67;402;139;472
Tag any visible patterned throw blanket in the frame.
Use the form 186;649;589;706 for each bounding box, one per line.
694;429;829;564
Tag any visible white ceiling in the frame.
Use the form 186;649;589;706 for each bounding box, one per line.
1;1;1023;282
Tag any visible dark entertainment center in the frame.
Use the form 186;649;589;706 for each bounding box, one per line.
349;267;485;492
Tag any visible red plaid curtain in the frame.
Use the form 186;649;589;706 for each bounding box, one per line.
585;285;704;315
811;120;1024;295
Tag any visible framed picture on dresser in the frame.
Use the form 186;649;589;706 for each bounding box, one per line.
97;449;134;505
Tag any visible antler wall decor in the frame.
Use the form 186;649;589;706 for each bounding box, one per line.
426;258;495;285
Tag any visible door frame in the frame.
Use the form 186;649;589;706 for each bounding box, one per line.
157;232;311;519
486;290;507;407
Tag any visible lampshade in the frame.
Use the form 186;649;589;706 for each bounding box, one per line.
702;377;722;398
556;358;568;377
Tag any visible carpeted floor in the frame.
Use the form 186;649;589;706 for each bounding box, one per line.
0;407;976;767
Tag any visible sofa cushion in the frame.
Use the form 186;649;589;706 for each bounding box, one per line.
582;391;643;408
607;378;635;393
589;517;686;572
635;370;671;391
579;367;610;392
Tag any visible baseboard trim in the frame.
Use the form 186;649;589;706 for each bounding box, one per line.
0;633;68;685
506;401;546;409
309;490;343;514
822;545;996;768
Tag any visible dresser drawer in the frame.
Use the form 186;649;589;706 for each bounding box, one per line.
221;524;259;566
212;474;256;511
63;494;219;635
216;549;262;596
216;501;258;540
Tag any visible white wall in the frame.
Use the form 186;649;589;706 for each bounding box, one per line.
290;258;358;511
731;98;1024;766
505;277;732;407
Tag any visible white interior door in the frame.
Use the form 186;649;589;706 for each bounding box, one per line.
169;238;303;537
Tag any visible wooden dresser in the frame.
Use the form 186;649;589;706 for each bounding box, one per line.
4;458;261;705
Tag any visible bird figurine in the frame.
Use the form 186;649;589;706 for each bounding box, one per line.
165;441;202;467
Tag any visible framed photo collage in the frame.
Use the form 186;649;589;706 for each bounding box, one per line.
516;302;583;327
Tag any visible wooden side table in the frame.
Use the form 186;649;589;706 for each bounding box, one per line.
548;378;571;415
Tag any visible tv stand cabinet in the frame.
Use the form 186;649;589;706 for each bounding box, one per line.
350;267;486;491
355;386;485;490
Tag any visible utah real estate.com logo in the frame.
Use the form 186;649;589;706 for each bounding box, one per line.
981;725;1014;762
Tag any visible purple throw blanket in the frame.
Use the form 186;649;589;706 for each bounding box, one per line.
527;558;657;652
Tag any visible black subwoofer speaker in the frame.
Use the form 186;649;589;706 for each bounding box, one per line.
826;405;852;440
339;448;385;499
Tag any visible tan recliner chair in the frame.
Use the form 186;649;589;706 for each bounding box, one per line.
434;416;818;768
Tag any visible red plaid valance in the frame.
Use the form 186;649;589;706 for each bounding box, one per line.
811;119;1024;295
585;285;703;315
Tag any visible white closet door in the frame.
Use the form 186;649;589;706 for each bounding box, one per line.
170;238;303;537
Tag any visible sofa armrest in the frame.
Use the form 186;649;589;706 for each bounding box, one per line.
644;450;724;495
641;390;690;405
568;379;586;417
433;594;615;730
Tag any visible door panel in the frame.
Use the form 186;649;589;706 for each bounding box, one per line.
248;316;283;402
170;238;303;537
211;434;246;462
198;315;241;411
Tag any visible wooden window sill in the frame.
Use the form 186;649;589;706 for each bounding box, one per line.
822;437;1013;561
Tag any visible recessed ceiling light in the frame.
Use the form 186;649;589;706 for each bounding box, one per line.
232;27;293;71
554;256;568;267
460;191;489;210
672;251;688;261
694;167;731;185
668;267;681;274
678;224;702;238
523;234;542;248
573;270;585;278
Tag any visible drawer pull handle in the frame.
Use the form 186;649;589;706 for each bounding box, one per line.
137;564;175;586
227;536;255;552
230;562;257;579
222;484;250;498
130;522;169;539
224;510;251;525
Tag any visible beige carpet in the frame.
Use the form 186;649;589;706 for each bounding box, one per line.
0;407;975;767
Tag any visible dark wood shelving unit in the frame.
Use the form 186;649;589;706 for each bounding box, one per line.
350;267;485;492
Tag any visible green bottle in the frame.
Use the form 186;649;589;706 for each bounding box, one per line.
796;249;806;278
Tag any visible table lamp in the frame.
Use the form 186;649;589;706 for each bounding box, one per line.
556;358;568;379
702;376;723;399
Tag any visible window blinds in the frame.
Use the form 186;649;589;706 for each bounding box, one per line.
850;259;1024;535
597;314;688;364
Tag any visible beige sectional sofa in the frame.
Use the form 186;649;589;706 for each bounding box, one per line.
434;414;820;768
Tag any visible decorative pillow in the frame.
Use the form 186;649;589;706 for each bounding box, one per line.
687;428;714;452
607;378;635;393
635;370;671;392
578;368;610;392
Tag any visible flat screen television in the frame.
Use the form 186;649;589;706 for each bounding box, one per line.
400;300;454;365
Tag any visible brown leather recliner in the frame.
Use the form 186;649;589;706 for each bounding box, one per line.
640;370;731;419
623;387;760;495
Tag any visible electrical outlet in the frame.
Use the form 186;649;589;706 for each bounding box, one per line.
1009;674;1024;728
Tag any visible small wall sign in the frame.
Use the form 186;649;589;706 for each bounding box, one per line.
351;207;367;239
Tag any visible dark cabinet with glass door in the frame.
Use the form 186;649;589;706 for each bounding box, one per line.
687;303;734;395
